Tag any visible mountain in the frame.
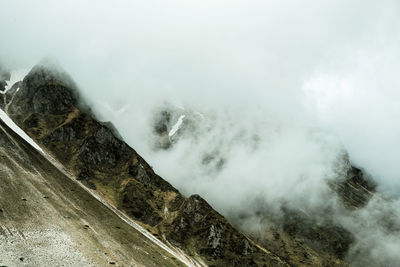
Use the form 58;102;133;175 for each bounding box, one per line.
0;62;382;266
0;63;288;266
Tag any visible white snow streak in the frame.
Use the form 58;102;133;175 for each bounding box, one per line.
169;115;185;137
0;109;43;152
1;69;29;94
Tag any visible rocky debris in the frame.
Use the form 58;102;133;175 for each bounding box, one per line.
4;63;289;266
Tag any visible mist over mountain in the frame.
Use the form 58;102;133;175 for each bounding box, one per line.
1;1;400;266
2;0;400;192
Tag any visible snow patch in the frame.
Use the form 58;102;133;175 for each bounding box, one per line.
169;115;185;137
0;109;43;153
1;68;30;94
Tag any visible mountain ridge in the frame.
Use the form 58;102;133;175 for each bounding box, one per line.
1;63;288;266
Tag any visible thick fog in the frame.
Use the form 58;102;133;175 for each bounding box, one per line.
1;1;400;264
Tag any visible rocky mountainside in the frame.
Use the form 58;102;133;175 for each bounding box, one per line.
0;63;379;266
1;64;288;266
0;112;189;266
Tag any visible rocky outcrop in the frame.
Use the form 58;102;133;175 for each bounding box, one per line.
4;63;289;266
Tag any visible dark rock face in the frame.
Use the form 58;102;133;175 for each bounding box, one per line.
4;63;288;266
32;84;76;114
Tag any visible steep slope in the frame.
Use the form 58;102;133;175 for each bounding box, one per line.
0;115;189;266
2;63;288;266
